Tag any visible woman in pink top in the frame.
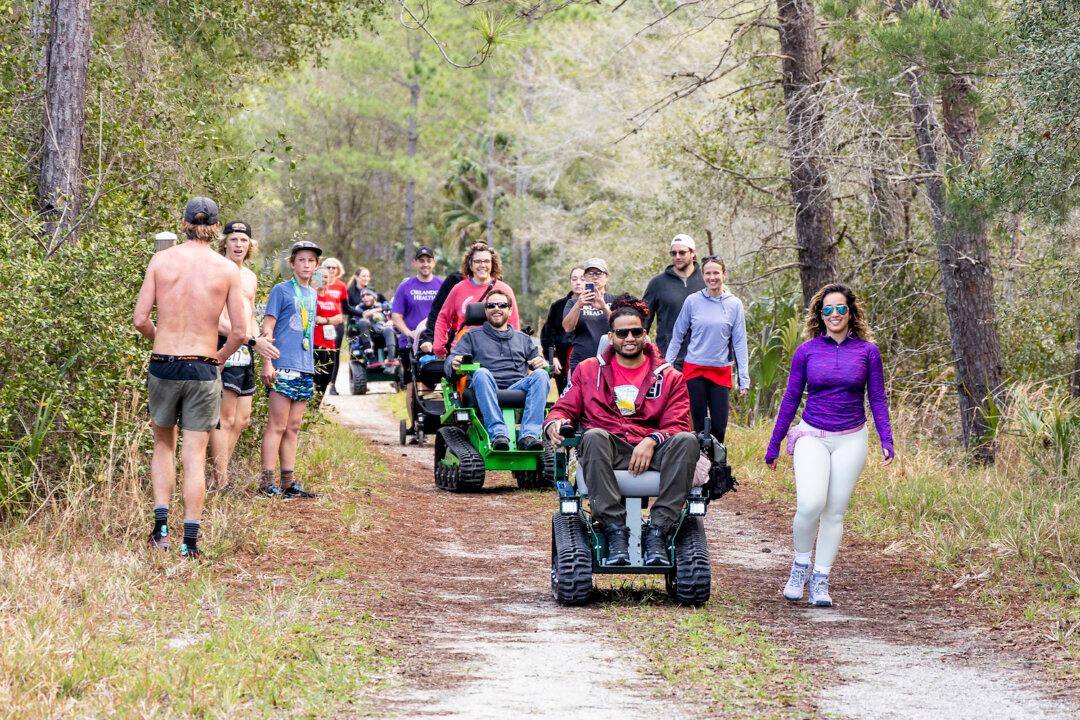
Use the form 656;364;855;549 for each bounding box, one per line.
433;242;520;354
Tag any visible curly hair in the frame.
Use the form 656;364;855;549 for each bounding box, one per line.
460;242;502;280
608;294;650;329
803;283;874;342
216;230;258;261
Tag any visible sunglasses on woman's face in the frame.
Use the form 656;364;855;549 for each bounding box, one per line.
821;304;848;317
613;327;646;339
485;302;511;310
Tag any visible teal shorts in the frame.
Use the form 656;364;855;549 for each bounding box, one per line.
271;370;314;402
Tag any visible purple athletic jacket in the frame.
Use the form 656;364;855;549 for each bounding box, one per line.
765;334;894;463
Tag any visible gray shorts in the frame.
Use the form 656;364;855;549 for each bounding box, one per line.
147;357;222;432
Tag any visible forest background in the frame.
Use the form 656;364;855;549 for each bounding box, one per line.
0;0;1077;662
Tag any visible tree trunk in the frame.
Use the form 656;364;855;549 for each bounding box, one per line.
38;0;91;249
31;0;48;93
1073;312;1080;399
515;21;535;298
776;0;838;306
906;65;1004;461
1003;212;1024;306
403;39;421;273
485;79;497;246
868;165;905;262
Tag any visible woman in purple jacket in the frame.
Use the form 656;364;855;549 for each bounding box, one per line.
766;283;894;607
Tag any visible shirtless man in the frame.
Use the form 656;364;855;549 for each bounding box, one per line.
208;220;279;491
133;197;247;560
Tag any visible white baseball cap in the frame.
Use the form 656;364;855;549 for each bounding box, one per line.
671;234;696;252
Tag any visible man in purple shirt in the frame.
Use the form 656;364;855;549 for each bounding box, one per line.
391;247;443;431
766;283;894;608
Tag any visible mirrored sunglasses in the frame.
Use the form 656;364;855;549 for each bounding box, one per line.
821;304;848;317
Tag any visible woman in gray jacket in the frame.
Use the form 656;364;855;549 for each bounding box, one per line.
665;256;749;442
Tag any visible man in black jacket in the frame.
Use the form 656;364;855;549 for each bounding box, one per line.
642;234;704;369
446;291;550;451
540;266;583;394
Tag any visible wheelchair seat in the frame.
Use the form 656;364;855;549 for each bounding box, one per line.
575;465;662;497
461;387;528;409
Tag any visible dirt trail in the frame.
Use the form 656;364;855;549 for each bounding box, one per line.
324;378;1077;719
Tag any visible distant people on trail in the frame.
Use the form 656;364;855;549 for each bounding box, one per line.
643;234;705;370
208;220;280;492
314;257;348;395
134;197;247;560
258;240;323;500
433;242;520;355
665;256;749;444
357;290;397;360
544;295;695;568
541;266;584;394
391;246;443;432
346;266;389;356
766;283;894;608
313;257;348;396
562;258;614;376
446;290;549;451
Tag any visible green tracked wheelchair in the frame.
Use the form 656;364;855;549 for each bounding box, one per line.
549;418;736;606
432;304;556;493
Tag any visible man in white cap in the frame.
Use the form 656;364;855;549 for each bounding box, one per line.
643;234;704;369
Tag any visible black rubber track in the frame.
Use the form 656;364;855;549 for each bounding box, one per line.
433;426;485;492
550;512;593;605
512;447;556;490
666;516;711;606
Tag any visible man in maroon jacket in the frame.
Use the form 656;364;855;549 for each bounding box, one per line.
544;295;697;567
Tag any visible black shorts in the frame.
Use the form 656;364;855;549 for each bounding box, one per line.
221;363;256;396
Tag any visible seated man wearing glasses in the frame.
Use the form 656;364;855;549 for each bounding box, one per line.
544;295;696;566
446;291;550;451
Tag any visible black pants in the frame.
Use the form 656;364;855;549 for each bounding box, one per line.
577;429;697;533
313;348;336;394
686;377;730;443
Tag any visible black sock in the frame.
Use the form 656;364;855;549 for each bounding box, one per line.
153;505;168;539
280;469;294;489
183;520;200;551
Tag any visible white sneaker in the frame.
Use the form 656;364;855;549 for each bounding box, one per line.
808;572;833;607
783;560;811;601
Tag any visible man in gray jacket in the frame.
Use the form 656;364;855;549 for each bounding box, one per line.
643;234;704;368
447;291;550;451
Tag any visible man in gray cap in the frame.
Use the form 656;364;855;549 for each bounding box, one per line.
562;257;615;377
643;234;704;369
134;196;248;560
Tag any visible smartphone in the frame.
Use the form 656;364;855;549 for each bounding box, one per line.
585;282;596;293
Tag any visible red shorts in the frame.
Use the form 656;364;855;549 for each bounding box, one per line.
681;361;733;388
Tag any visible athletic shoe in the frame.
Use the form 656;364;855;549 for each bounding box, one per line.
783;560;811;601
259;483;284;498
517;435;543;451
643;523;669;566
148;529;170;552
180;543;203;561
603;523;631;566
808;572;833;607
491;435;511;451
328;385;339;396
282;483;317;500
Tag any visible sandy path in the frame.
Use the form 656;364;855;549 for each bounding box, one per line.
324;374;1077;719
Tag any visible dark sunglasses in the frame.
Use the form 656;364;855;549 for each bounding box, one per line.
613;327;646;339
821;304;848;317
670;249;692;257
485;302;511;310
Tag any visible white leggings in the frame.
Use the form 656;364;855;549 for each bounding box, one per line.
791;421;868;574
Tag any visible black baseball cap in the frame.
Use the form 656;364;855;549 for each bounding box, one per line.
183;197;219;225
289;240;323;258
415;246;435;259
223;220;252;237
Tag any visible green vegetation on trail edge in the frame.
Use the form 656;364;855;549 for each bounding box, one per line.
605;584;815;718
0;422;394;719
385;390;409;423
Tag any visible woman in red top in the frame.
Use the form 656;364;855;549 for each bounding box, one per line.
313;257;348;395
433;242;520;354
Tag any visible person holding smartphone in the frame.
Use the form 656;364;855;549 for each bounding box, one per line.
562;258;614;377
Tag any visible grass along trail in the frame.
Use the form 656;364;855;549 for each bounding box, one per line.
326;374;1078;719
